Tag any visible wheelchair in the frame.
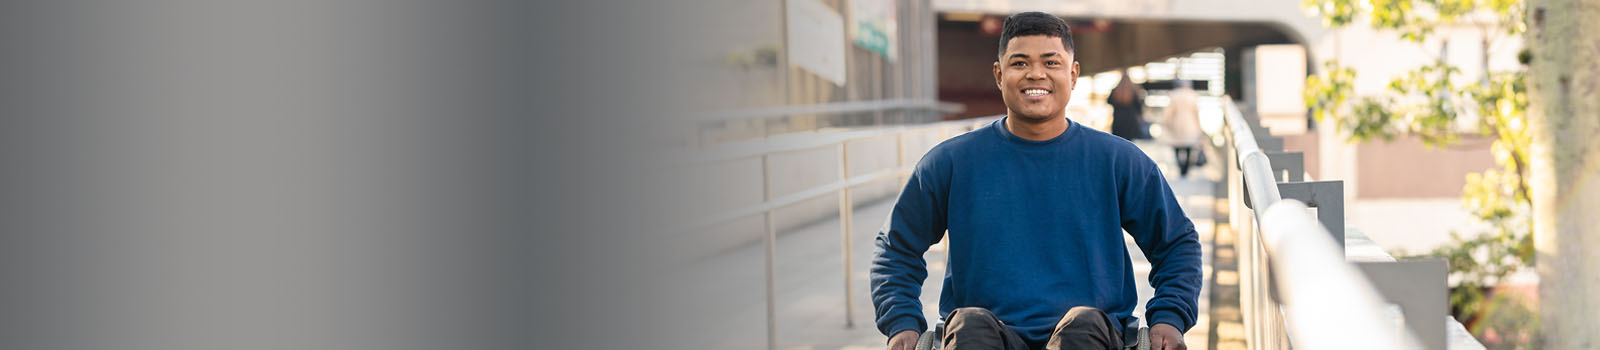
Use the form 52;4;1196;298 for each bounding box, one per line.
913;316;1150;350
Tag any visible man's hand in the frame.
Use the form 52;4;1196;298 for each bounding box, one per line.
887;330;920;350
1149;323;1186;350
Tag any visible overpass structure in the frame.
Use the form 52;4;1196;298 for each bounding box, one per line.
933;0;1326;73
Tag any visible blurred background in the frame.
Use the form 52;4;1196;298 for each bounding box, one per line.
0;1;1587;349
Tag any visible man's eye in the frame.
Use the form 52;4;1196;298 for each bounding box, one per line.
1010;61;1026;67
1046;61;1060;66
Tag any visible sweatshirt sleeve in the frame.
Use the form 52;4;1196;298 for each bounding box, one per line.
869;152;949;338
1119;155;1203;332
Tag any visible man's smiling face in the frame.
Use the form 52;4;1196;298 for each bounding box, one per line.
993;34;1079;122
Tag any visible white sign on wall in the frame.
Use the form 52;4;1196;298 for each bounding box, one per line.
787;0;847;86
849;0;897;62
1252;44;1308;133
1253;45;1307;115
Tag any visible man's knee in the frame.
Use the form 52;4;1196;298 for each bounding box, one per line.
947;307;1000;326
945;307;1025;349
1047;307;1120;350
947;307;1011;334
1064;306;1108;319
1054;306;1113;333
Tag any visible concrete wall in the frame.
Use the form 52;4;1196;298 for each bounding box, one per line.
1281;131;1321;180
1355;135;1496;199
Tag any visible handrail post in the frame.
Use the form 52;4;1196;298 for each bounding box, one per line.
839;141;856;328
762;153;778;350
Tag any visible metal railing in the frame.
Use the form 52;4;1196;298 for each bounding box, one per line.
1214;96;1428;348
693;98;965;124
675;109;983;350
691;99;965;146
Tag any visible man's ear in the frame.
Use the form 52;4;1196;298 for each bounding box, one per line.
1070;60;1081;84
993;61;1003;89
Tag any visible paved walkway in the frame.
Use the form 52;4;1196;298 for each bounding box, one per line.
665;141;1222;350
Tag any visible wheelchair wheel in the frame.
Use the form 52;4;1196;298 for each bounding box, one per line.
914;323;943;350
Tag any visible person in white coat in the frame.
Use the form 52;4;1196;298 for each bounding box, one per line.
1161;79;1203;178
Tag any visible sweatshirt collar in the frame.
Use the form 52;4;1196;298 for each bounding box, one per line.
995;115;1078;146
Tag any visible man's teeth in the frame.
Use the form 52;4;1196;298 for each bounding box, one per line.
1024;89;1049;96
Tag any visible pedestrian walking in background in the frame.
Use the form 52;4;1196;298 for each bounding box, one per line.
1161;79;1203;178
1108;71;1149;141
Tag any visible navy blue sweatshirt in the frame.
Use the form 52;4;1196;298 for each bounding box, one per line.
869;117;1202;347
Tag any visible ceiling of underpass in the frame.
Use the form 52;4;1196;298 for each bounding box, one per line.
937;16;1304;118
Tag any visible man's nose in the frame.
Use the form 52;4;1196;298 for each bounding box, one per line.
1026;67;1046;80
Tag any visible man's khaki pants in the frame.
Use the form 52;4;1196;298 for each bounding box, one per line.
942;306;1121;350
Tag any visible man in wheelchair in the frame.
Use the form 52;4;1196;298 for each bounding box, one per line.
868;12;1202;350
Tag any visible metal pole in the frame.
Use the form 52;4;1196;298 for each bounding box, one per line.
1242;215;1257;349
774;0;791;140
1258;223;1269;348
897;132;907;185
839;141;855;328
777;0;791;107
771;0;796;345
873;57;885;126
762;153;779;350
1258;225;1268;349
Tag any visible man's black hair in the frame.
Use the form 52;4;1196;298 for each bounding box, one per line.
997;12;1075;57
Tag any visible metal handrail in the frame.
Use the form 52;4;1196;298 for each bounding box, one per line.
676;115;992;350
675;117;994;234
1258;201;1422;349
692;98;965;123
1217;96;1423;348
1223;99;1281;215
681;167;908;231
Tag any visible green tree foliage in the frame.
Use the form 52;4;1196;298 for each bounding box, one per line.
1302;0;1534;345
